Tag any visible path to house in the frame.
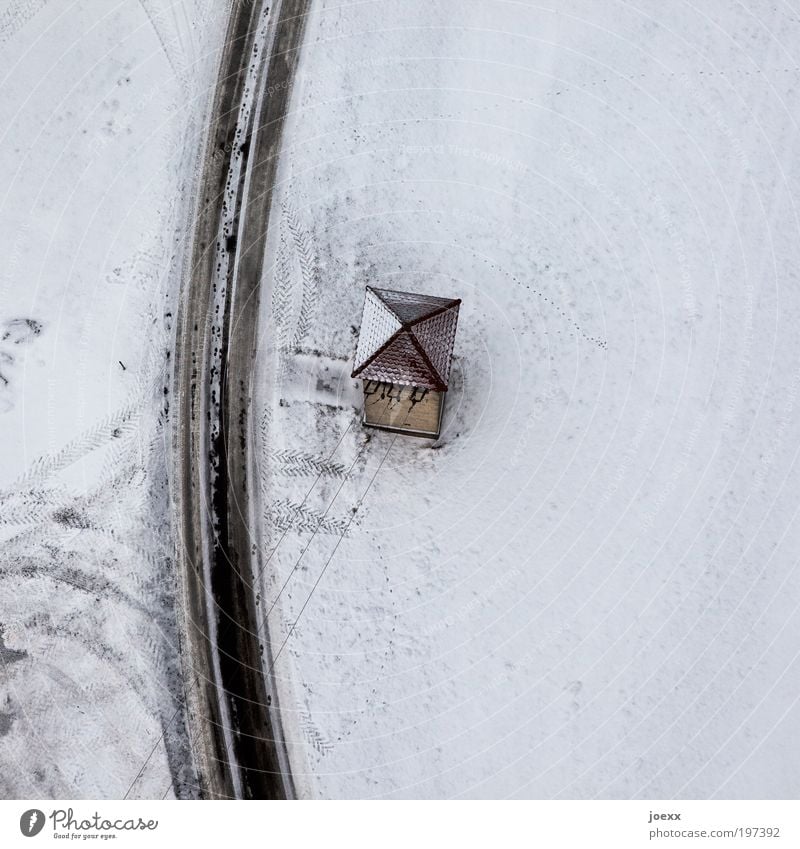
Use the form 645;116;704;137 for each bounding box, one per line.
171;0;310;799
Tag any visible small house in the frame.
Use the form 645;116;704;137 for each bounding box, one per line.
351;286;461;439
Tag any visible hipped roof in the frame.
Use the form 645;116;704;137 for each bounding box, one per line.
351;287;461;391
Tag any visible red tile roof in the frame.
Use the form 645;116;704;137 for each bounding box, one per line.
351;287;461;391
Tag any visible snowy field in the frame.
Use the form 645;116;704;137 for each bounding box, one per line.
2;0;799;803
255;0;800;798
0;0;228;797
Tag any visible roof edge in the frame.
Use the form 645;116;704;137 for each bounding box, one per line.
351;326;403;378
371;286;461;326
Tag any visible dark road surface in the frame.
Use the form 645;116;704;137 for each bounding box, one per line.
172;0;310;800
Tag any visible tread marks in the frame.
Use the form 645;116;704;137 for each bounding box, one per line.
267;498;351;537
299;712;333;756
0;317;45;413
138;0;190;92
270;200;319;349
0;487;68;526
269;449;348;480
282;202;318;347
0;0;48;46
271;232;294;348
7;404;140;493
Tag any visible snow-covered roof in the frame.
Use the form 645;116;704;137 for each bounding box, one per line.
351;286;461;391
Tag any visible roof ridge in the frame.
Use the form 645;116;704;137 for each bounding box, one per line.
405;299;461;328
407;328;446;391
350;326;403;378
370;286;461;326
370;284;454;301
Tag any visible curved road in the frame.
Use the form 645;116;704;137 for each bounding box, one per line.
172;0;310;800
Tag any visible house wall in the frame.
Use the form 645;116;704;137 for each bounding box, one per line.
362;381;443;437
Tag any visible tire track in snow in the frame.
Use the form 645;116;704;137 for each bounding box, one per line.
283;201;318;347
0;0;47;46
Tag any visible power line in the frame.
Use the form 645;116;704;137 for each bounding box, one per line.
254;421;355;620
261;393;419;679
256;391;401;624
127;394;402;799
123;419;356;800
263;430;399;680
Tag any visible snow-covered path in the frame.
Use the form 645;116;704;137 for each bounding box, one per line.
254;0;800;798
172;0;310;799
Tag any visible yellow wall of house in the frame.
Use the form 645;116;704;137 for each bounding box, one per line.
362;382;442;436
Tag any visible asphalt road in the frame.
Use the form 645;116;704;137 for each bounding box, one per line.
172;0;310;800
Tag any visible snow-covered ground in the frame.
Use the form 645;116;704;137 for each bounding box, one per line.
0;0;229;798
255;0;800;798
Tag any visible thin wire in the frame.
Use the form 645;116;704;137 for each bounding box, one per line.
259;428;367;623
257;390;401;624
262;389;417;679
123;420;355;800
129;391;404;799
124;666;202;799
264;430;399;680
254;421;355;620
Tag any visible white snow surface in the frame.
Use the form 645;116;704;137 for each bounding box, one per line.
254;0;800;798
0;0;229;798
